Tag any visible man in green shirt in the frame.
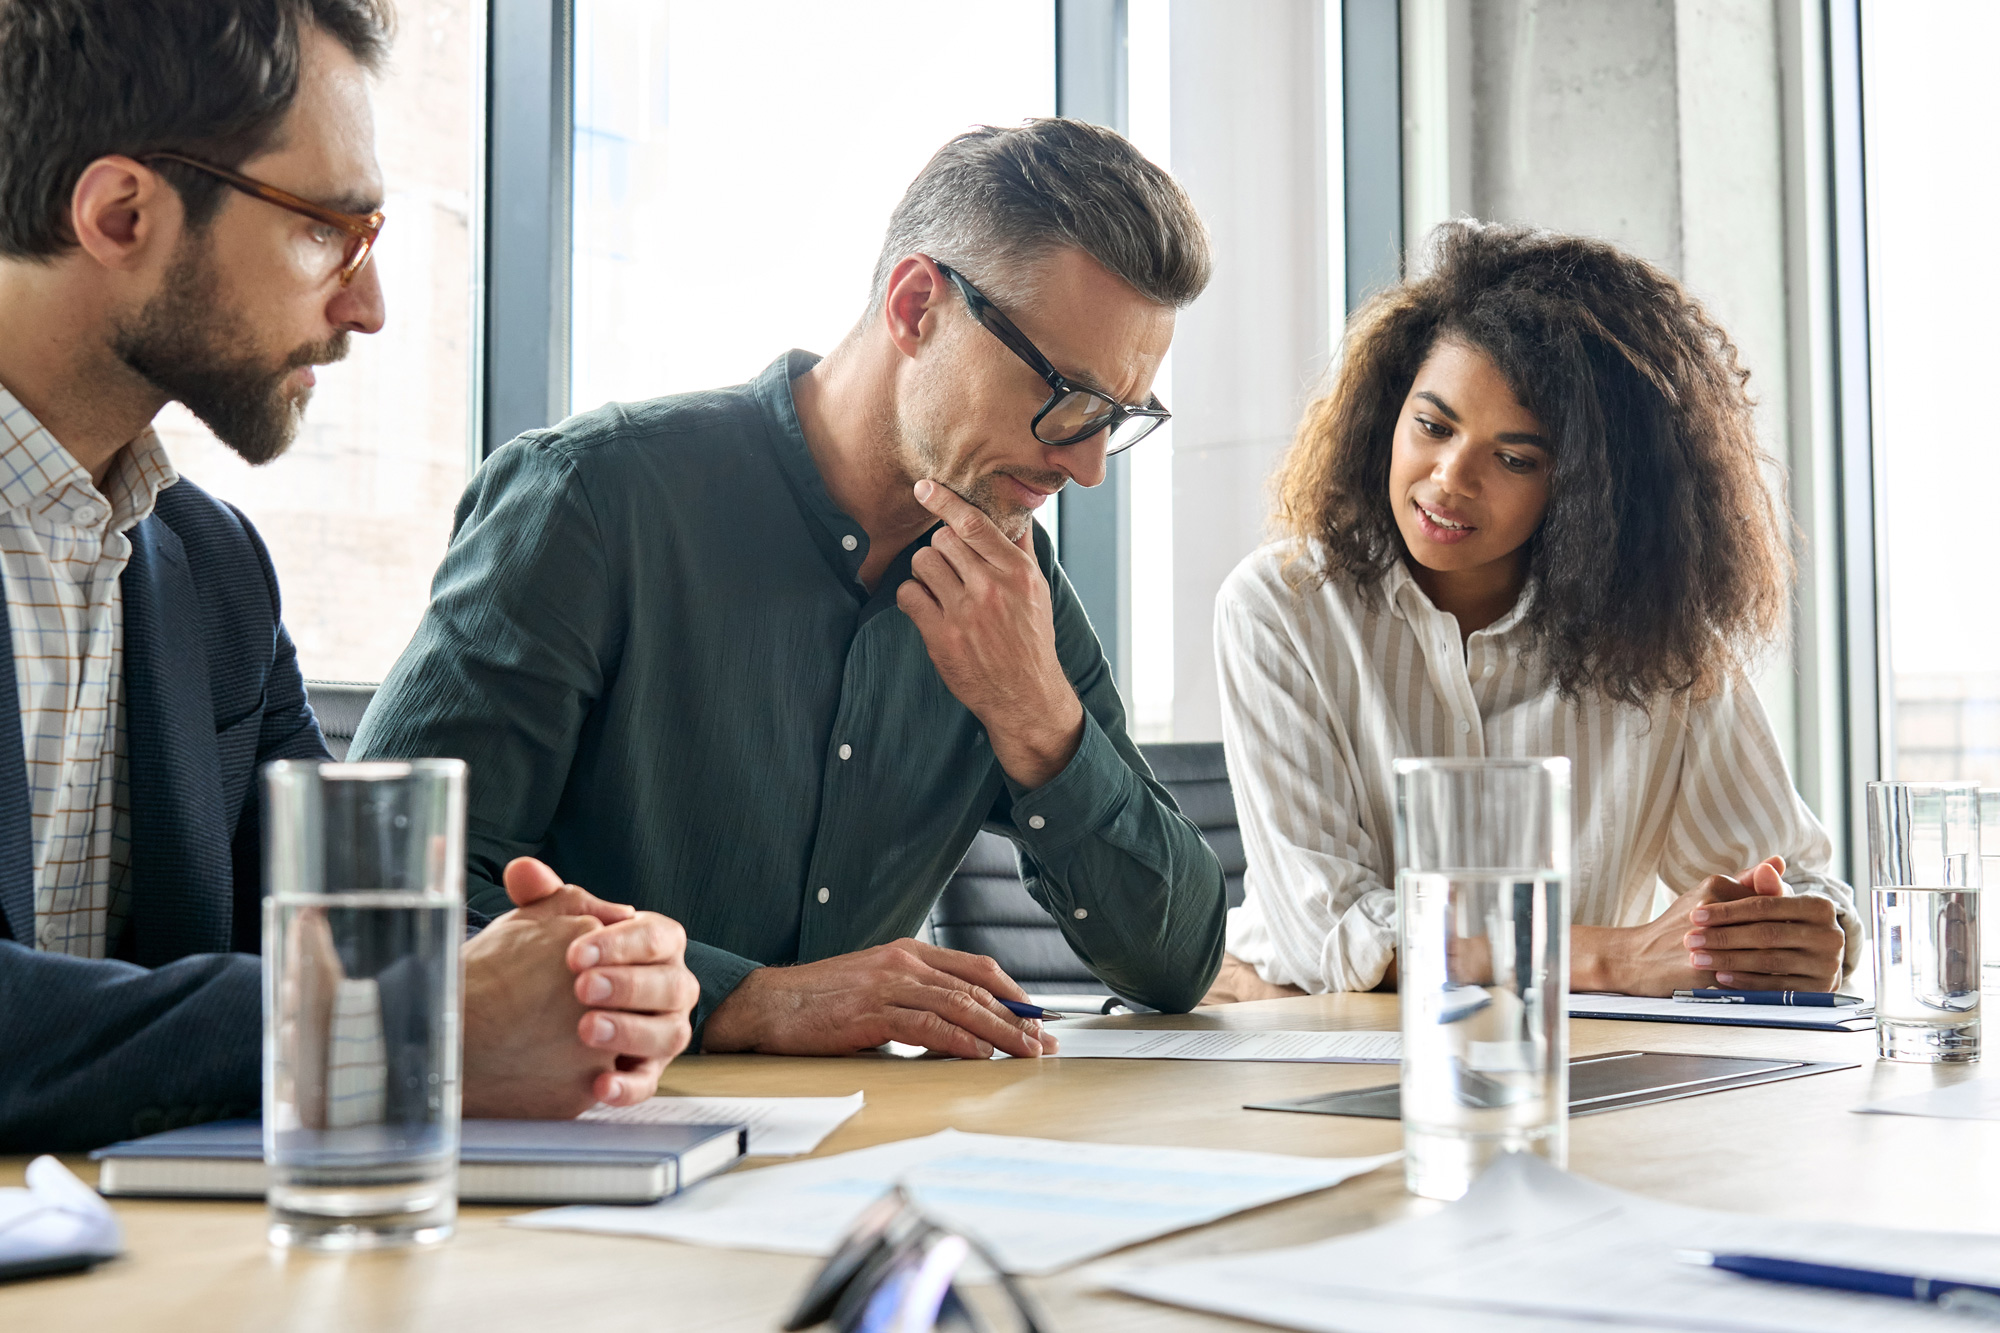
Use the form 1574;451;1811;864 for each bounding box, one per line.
354;119;1225;1060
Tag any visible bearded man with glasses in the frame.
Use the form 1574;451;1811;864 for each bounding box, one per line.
0;0;701;1153
356;119;1228;1061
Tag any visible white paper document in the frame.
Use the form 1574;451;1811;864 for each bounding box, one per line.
1567;992;1874;1031
1114;1151;2000;1333
579;1091;864;1156
1044;1028;1400;1063
1855;1077;2000;1121
0;1156;121;1274
511;1129;1398;1276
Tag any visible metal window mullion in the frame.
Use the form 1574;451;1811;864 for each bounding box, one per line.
1826;0;1881;878
1343;0;1404;314
479;0;574;460
1054;0;1131;688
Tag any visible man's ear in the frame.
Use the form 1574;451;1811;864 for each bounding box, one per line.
880;254;947;360
69;155;182;274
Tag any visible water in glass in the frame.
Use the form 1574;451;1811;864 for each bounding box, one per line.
1872;886;1980;1062
265;890;462;1248
1868;781;1981;1063
1981;791;2000;995
1398;869;1569;1201
262;758;467;1250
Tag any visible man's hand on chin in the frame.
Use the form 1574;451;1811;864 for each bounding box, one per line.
897;479;1084;790
458;857;701;1118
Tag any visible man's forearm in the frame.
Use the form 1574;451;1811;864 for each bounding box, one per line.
683;939;766;1050
1010;719;1228;1012
0;945;262;1152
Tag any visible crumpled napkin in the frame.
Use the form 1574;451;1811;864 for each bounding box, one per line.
0;1156;122;1280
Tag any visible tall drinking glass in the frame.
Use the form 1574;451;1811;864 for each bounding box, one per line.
1393;757;1572;1202
263;760;468;1249
1983;790;2000;996
1867;781;1981;1063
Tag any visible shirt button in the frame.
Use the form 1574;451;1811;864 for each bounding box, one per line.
841;534;858;551
816;887;830;904
1457;720;1472;735
1027;815;1046;830
838;744;852;760
1072;908;1088;920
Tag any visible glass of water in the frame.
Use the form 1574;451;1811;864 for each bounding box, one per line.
1983;790;2000;996
262;760;468;1249
1393;757;1572;1201
1867;781;1981;1063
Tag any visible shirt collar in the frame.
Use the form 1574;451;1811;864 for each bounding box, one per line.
1381;556;1536;640
0;382;179;533
755;349;879;589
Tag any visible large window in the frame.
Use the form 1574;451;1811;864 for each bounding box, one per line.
570;0;1056;411
1862;0;2000;785
160;0;478;685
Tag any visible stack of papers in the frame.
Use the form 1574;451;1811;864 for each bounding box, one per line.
1115;1151;2000;1332
581;1092;864;1156
1855;1078;2000;1121
513;1129;1398;1275
1040;1028;1400;1063
0;1157;121;1282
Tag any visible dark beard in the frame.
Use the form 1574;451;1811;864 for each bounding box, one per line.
110;240;348;465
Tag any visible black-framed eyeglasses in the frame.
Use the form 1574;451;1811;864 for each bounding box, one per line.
931;259;1169;456
784;1186;1052;1333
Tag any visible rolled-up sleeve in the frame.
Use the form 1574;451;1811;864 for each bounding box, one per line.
1214;572;1396;993
989;546;1227;1013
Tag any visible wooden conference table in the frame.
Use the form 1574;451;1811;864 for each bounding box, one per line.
4;993;1997;1331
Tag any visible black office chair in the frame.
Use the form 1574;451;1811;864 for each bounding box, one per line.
305;681;377;760
929;742;1245;1008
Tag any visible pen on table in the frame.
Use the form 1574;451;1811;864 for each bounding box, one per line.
1670;989;1865;1008
998;998;1072;1021
1677;1251;2000;1319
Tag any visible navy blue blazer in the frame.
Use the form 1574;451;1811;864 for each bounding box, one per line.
0;478;328;1151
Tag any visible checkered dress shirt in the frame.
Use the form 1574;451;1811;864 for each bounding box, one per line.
0;384;178;959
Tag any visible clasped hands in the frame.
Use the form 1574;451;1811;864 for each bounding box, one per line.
1575;856;1847;996
460;856;699;1118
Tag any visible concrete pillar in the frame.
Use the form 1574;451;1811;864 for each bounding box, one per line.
1405;0;1799;757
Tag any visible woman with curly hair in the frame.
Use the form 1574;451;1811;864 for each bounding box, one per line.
1206;222;1859;1002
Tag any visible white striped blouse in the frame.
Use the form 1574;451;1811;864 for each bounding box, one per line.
1214;541;1862;993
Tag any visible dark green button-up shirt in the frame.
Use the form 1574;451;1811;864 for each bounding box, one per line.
353;352;1226;1035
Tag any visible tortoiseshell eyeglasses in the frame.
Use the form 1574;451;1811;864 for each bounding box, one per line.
142;151;385;287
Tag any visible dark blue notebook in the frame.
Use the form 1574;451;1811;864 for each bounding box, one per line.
91;1118;746;1204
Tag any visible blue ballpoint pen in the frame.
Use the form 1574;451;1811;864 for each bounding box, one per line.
1671;989;1865;1007
997;998;1071;1021
1678;1251;2000;1318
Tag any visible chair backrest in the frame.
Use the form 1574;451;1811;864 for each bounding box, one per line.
929;741;1244;1000
305;681;377;761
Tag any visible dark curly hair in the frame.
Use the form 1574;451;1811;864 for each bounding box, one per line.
1275;221;1791;707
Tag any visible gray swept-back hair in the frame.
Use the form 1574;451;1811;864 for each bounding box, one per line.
866;118;1212;315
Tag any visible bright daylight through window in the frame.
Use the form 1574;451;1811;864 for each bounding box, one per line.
1863;0;2000;785
570;0;1056;409
162;0;477;686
